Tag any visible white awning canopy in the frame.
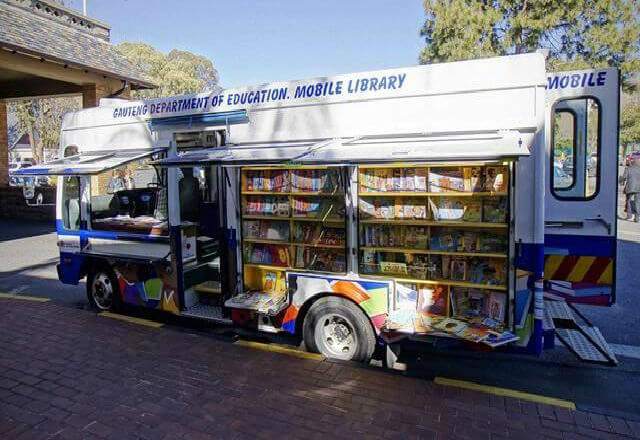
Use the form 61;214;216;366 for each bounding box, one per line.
296;130;531;164
151;140;336;167
151;130;530;168
13;149;164;176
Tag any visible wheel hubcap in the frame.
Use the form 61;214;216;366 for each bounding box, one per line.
316;313;356;359
92;273;113;310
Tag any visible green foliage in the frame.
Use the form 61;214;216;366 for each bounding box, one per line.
420;0;640;89
620;102;640;153
116;43;220;99
9;97;81;164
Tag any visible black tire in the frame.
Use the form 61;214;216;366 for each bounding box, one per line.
303;296;376;362
87;264;120;312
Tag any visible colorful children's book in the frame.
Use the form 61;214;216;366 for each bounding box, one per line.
484;166;508;192
463;167;484;192
486;292;507;323
415;168;428;192
483;197;507;223
429;168;465;193
462;200;482;222
483;331;519;347
433;317;468;334
429;197;465;220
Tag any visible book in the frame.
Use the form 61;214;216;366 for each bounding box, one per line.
462;200;482;222
484;166;507;192
415;168;427;192
486;292;507;323
429;168;464;193
451;288;486;318
478;234;507;252
483;197;507;223
263;271;277;292
429;197;465;220
483;331;519;347
457;325;490;343
405;168;416;191
460;231;479;252
380;261;408;274
430;230;460;251
359;198;376;218
433;317;468;334
405;226;429;249
449;257;467;280
463;167;484;192
418;285;447;318
395;283;418;310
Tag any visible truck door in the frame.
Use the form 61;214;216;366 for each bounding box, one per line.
544;68;619;305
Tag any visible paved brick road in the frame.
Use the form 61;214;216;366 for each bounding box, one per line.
0;299;638;440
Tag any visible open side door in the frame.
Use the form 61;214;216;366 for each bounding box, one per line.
544;69;619;305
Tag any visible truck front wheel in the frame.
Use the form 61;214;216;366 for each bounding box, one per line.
87;266;120;311
303;296;375;362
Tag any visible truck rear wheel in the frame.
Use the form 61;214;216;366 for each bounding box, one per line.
303;296;375;362
87;266;120;311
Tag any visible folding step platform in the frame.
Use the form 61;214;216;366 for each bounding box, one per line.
545;299;618;366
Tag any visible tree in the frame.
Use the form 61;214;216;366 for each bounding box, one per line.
116;43;220;99
9;97;80;164
620;100;640;156
419;0;640;89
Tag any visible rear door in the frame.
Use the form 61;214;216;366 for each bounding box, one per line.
544;68;619;305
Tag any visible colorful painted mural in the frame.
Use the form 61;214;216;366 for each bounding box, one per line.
281;273;391;334
114;262;180;313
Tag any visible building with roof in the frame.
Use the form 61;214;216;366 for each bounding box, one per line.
0;0;156;186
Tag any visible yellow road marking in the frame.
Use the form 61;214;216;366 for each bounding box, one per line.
434;377;576;410
0;293;50;302
234;339;325;361
99;311;164;328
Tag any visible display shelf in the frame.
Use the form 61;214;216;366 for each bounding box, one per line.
242;191;290;195
359;246;506;259
243;215;290;220
240;166;348;284
290;192;344;197
244;263;291;271
359;191;507;197
291;217;345;224
359;219;508;229
292;242;345;249
363;273;507;291
244;238;291;246
358;162;505;170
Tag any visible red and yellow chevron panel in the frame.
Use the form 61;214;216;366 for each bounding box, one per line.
544;255;613;284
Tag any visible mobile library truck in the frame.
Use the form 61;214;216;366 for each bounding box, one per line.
17;53;620;364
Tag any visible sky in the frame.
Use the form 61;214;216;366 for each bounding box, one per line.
65;0;425;89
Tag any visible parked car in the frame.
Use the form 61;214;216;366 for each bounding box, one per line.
554;164;572;188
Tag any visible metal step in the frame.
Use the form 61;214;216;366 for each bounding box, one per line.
182;303;231;323
545;299;618;366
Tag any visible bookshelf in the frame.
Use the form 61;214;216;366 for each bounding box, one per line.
227;166;348;314
358;163;511;332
